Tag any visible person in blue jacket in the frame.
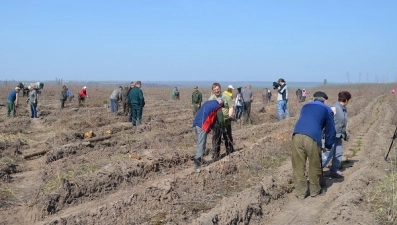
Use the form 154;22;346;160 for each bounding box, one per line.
292;91;336;199
192;98;225;169
6;87;21;117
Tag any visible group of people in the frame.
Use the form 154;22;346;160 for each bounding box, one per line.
295;88;307;103
6;86;39;118
107;81;145;126
292;90;351;198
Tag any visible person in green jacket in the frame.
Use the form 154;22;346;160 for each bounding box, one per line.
191;86;202;116
208;82;235;160
127;81;145;126
171;87;180;100
60;85;68;109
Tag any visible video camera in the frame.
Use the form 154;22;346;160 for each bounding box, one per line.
272;82;279;90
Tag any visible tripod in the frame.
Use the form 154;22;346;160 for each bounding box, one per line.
385;125;397;161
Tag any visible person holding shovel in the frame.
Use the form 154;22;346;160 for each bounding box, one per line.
292;91;336;199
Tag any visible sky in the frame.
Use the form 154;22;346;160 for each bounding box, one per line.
1;1;396;83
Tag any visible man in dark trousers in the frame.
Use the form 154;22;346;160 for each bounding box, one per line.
292;91;336;199
127;81;145;126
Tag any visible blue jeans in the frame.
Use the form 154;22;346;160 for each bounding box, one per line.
194;126;207;160
277;100;290;120
110;99;118;113
322;138;343;172
235;105;243;119
30;103;38;118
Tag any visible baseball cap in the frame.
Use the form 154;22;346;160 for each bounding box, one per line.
228;85;234;89
194;86;198;89
313;91;328;100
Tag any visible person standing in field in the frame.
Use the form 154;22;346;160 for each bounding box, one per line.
192;98;225;169
78;86;88;106
296;88;302;103
6;86;20;117
242;85;254;124
208;83;235;160
322;91;352;178
27;86;38;118
191;86;202;116
121;86;130;116
292;91;336;198
128;81;145;126
277;78;290;120
109;86;123;113
234;87;244;120
301;89;307;102
172;87;180;100
60;85;68;109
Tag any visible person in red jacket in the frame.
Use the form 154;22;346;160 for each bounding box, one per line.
78;86;88;106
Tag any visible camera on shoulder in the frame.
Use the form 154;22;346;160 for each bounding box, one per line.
272;82;280;89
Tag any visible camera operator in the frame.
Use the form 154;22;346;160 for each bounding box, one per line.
276;78;290;120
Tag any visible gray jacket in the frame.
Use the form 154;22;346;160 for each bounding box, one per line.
333;102;348;139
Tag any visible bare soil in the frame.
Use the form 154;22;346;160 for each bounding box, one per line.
0;83;395;225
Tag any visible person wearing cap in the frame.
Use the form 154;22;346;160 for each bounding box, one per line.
224;85;234;98
191;86;202;116
109;86;123;113
242;85;254;124
277;78;290;120
6;87;21;117
128;81;145;126
292;91;336;198
171;87;180;100
322;91;352;178
60;85;68;109
27;86;38;118
78;86;88;106
208;83;235;160
192;98;225;169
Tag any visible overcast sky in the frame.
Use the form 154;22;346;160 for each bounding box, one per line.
1;0;396;83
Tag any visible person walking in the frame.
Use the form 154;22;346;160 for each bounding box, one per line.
192;98;225;169
121;86;130;116
301;89;307;102
322;91;352;178
208;83;235;160
191;86;202;116
234;87;244;120
27;86;38;118
60;85;68;108
277;78;290;120
6;87;20;117
242;85;254;124
78;86;88;106
292;91;336;198
127;81;145;126
110;86;123;113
